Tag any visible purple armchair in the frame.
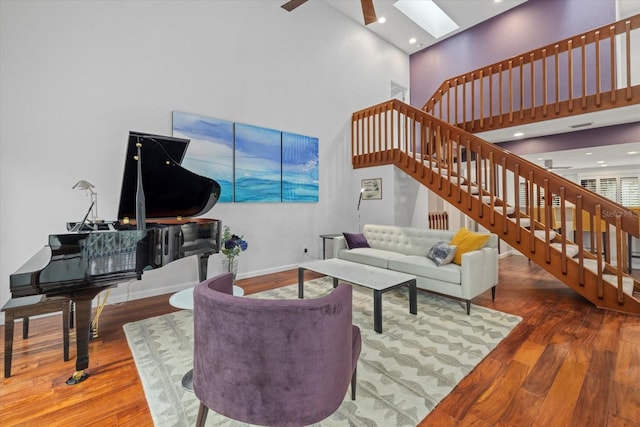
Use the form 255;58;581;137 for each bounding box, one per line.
192;273;361;427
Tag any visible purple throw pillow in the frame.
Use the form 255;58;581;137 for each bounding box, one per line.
343;232;370;249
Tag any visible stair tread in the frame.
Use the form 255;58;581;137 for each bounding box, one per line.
550;242;580;258
602;274;636;296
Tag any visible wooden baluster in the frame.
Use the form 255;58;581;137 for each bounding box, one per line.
514;164;521;242
436;126;442;189
542;49;548;116
519;56;524;120
420;117;426;178
389;105;395;162
615;214;624;304
626;21;632;100
488;67;494;127
544;178;551;264
530;53;535;119
596;204;604;299
467;140;472;211
554;44;560;114
589;213;595;253
405;109;410;167
568;40;574;112
560;187;567;274
498;64;503;124
471;72;475;130
595;31;601;107
502;157;508;233
446;81;451;124
412;111;417;171
457;136;463;203
477;147;483;218
447;129;453;196
438;89;443;120
609;25;616;103
529;171;535;254
576;197;585;286
581;36;587;109
352;114;357;166
479;69;484;129
454;78;459;125
508;60;514;123
489;152;495;226
462;75;467;130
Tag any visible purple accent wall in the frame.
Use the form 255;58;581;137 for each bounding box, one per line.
409;0;616;109
498;122;640;155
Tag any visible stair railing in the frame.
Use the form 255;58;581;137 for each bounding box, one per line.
422;15;640;133
352;99;640;310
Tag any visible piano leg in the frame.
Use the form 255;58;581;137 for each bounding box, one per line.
65;287;110;385
197;254;210;282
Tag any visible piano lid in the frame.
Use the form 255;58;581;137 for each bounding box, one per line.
117;131;221;220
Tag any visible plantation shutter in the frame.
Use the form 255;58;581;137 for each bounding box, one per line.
599;178;618;202
620;177;640;206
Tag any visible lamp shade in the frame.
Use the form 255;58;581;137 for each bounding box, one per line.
72;180;95;191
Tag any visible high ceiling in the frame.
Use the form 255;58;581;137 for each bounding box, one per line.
324;0;528;55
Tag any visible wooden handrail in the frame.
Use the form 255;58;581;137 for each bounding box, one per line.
351;98;640;312
422;15;640;132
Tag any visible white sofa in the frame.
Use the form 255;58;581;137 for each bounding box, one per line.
333;224;499;314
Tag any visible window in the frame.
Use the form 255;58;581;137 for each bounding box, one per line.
620;177;640;206
599;178;618;201
580;176;640;206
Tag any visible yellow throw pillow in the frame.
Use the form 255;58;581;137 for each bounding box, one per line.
449;228;490;265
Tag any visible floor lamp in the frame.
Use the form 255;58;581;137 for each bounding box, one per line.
357;188;364;232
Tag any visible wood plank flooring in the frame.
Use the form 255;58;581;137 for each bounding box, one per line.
0;256;638;426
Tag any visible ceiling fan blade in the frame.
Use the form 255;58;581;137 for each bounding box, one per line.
361;0;377;25
281;0;308;12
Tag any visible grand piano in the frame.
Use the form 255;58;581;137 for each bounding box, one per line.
9;131;222;385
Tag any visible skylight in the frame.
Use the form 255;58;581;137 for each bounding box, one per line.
393;0;460;39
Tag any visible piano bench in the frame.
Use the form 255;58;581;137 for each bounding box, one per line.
2;295;71;378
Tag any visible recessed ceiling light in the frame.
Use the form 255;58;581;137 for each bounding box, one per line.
378;16;386;24
394;0;459;39
585;152;592;155
601;164;608;167
597;160;605;164
514;132;524;137
537;157;544;161
628;151;638;155
409;38;417;44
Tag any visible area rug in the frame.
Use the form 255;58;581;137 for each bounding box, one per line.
124;278;521;426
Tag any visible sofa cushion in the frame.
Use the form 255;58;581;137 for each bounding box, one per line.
339;248;404;269
426;241;457;266
449;228;490;265
388;256;461;284
343;232;369;249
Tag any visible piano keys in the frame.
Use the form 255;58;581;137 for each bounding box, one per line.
9;131;222;384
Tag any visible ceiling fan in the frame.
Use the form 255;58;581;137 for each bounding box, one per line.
281;0;378;25
544;159;572;171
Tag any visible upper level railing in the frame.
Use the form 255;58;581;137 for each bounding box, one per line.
422;15;640;132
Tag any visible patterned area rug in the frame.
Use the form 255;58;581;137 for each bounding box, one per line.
124;278;521;426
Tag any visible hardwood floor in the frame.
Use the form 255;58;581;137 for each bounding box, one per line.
1;256;638;426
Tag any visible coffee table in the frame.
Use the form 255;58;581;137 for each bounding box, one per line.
298;259;417;333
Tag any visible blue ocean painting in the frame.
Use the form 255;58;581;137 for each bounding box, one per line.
282;132;319;202
172;111;234;202
234;123;282;202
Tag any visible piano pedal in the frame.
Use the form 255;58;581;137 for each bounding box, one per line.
66;370;89;385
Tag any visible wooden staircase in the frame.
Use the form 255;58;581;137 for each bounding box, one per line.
350;16;640;314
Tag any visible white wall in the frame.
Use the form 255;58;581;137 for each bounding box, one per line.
0;0;409;319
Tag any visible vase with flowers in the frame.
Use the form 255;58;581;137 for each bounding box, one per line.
220;225;248;283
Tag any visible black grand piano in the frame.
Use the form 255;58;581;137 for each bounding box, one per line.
9;131;221;384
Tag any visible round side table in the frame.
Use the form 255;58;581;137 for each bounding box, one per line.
170;285;244;391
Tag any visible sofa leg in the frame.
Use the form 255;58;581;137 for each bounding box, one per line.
466;300;471;315
491;286;496;301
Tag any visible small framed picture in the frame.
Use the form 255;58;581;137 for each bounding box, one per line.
361;178;382;200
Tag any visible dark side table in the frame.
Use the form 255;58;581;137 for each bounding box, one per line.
319;234;342;259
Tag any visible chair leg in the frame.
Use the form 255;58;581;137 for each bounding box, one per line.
351;367;357;400
491;286;496;301
195;402;209;427
466;300;471;315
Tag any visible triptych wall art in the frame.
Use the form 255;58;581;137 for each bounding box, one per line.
172;111;319;203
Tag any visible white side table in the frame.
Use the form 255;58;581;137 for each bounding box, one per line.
170;285;244;391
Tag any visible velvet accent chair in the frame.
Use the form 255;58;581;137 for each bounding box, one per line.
192;273;362;427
